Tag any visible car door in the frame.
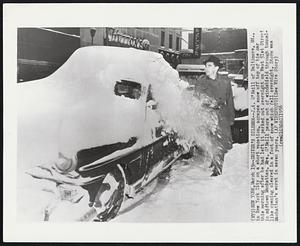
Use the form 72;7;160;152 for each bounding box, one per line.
143;84;173;177
113;79;146;184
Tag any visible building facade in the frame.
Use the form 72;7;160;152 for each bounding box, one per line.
182;28;248;77
80;27;182;68
17;28;80;82
188;28;247;53
17;27;182;82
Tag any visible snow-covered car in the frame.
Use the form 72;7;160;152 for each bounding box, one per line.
18;46;186;222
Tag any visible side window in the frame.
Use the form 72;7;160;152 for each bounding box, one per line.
114;80;142;100
146;84;153;102
146;84;158;110
146;84;164;138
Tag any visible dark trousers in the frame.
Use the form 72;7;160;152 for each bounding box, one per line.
210;123;233;175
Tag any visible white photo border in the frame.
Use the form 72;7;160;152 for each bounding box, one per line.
3;3;297;242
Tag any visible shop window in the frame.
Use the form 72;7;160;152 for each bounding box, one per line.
161;31;165;46
169;34;173;49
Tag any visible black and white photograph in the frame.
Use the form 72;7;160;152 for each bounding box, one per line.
3;3;296;243
17;26;249;223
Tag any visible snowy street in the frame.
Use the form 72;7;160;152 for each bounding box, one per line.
113;143;250;222
18;143;249;222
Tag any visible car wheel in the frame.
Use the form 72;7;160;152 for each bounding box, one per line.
94;165;126;221
158;165;172;185
180;145;195;159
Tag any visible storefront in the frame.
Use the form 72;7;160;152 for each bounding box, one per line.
80;27;182;69
104;27;151;50
104;28;181;68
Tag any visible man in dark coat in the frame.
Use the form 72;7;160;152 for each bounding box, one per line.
194;55;235;176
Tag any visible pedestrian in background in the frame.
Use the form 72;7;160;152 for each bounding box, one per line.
194;55;235;176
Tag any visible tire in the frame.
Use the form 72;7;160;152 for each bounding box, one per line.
94;165;126;221
180;146;195;159
158;165;172;183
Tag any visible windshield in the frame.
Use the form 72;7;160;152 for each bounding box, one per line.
114;79;142;100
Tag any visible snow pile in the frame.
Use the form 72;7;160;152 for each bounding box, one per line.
17;169;91;222
231;82;248;111
17;46;230;221
143;56;220;159
114;143;250;222
18;143;249;222
17;171;59;221
18;46;219;170
17;47;153;171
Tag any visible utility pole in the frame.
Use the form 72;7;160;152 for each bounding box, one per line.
90;27;96;45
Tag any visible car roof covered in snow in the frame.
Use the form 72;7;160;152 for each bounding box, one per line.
17;46;182;161
50;46;166;87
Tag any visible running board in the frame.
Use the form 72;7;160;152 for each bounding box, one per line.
136;152;182;193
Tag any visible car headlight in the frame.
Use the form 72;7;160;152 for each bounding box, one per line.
55;152;77;173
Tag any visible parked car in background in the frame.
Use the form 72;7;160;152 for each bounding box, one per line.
19;46;186;222
176;64;205;86
229;74;249;143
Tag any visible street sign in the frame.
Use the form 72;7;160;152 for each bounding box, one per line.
193;28;202;58
105;27;149;50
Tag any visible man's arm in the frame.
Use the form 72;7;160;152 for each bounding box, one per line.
193;76;204;98
226;81;235;125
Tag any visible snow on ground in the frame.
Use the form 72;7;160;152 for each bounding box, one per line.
113;143;250;222
18;143;249;222
18;169;91;222
231;82;248;111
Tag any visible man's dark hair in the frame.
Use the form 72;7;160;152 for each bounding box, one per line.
203;55;222;68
